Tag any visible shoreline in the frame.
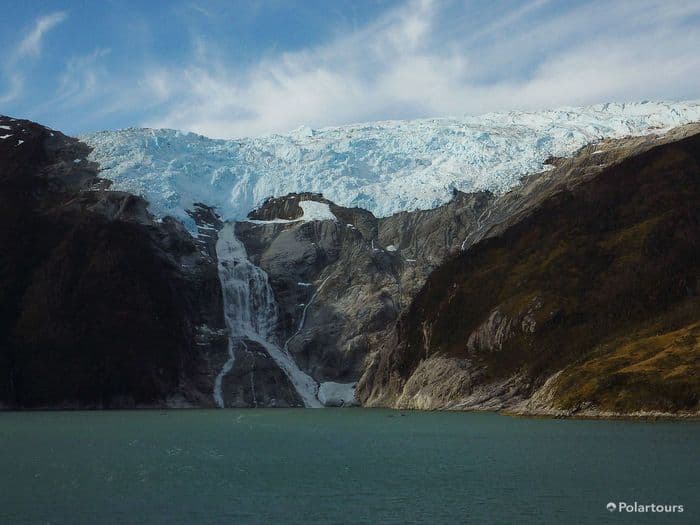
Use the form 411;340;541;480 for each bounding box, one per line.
2;404;699;421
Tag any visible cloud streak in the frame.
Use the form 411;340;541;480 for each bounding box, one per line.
1;11;67;104
138;0;700;138
17;12;68;58
4;1;700;137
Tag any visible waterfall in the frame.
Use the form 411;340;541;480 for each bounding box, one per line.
213;223;322;408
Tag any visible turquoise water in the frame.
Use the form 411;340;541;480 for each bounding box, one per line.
0;409;697;524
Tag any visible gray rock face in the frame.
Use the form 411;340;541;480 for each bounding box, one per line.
218;189;494;405
237;201;394;385
466;297;544;353
377;190;495;299
219;338;304;408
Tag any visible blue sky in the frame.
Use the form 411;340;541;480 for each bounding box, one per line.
1;0;699;138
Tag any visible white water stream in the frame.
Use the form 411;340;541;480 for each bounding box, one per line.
213;223;322;408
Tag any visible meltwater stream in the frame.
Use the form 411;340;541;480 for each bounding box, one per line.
214;223;322;408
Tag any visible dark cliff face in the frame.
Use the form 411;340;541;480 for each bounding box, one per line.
358;125;700;414
0;116;226;408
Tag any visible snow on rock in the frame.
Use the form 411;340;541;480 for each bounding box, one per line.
247;199;337;224
298;200;337;221
82;101;700;232
386;245;397;252
0;125;11;130
0;134;12;140
318;381;358;407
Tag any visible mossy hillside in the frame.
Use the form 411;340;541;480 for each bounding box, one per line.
553;307;700;413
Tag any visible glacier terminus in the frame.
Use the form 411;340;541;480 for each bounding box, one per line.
83;101;700;231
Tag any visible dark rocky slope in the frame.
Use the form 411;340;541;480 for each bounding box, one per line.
358;124;700;416
0;116;230;408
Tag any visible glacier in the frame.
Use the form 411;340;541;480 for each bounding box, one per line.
82;101;700;231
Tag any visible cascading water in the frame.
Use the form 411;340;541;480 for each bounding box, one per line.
213;223;322;408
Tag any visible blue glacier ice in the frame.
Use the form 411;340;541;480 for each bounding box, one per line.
82;101;700;232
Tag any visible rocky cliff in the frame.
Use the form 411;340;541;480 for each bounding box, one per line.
216;189;493;407
0;115;498;409
357;124;700;417
0;116;227;408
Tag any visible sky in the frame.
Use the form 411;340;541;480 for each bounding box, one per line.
1;0;699;138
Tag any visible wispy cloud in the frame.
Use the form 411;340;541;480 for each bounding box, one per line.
0;73;24;105
137;0;700;138
17;11;68;58
0;11;68;104
5;1;700;137
55;48;111;103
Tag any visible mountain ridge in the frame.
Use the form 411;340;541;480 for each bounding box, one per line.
1;111;699;415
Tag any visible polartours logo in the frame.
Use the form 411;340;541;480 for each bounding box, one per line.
606;501;684;513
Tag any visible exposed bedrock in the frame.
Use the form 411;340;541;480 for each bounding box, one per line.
234;190;493;390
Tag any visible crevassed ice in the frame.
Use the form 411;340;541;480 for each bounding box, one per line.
82;101;700;232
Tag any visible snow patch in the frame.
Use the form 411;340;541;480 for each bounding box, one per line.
386;245;397;252
0;134;12;140
0;125;11;130
298;200;337;221
247;199;337;224
318;382;358;407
